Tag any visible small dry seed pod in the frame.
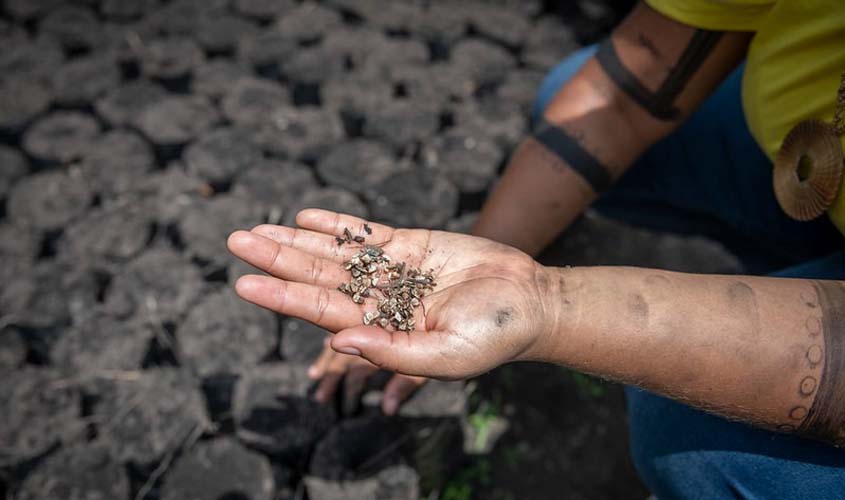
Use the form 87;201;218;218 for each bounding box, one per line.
773;120;844;221
363;311;379;325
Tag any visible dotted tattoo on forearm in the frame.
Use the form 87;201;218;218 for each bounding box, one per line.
782;282;845;446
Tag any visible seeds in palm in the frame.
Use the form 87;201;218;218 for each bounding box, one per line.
336;226;435;332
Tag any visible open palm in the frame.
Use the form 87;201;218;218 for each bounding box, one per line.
228;209;554;380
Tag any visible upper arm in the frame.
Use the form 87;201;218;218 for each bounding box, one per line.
545;2;752;147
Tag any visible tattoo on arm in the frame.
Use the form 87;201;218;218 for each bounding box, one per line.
596;29;724;120
531;119;613;193
637;33;662;59
787;281;845;446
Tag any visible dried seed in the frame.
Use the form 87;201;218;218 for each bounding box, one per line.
336;230;435;332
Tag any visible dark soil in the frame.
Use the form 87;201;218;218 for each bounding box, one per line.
160;437;277;500
79;129;156;198
232;158;318;217
134;95;220;147
16;444;130;500
233;363;337;465
85;367;210;464
52;55;121;107
178;288;277;377
95;80;168;128
21;112;102;164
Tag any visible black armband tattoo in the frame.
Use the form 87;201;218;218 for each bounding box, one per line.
532;118;612;193
596;30;723;121
796;281;845;446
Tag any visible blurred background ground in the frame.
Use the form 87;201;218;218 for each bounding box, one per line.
0;0;745;498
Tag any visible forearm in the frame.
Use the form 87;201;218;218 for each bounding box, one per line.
472;3;749;256
470;61;645;255
536;266;845;445
470;137;598;256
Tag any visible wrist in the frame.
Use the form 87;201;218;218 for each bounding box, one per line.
522;264;583;364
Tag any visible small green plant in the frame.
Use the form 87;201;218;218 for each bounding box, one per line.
441;481;472;500
467;401;501;453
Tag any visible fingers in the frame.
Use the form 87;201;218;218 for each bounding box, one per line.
331;326;458;379
295;209;394;242
228;231;347;287
315;371;343;404
343;363;377;412
249;225;354;263
249;208;395;265
309;338;378;405
382;374;428;415
308;329;428;415
235;275;360;332
307;337;335;379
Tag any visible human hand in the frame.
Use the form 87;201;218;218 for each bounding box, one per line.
227;209;557;380
308;338;427;415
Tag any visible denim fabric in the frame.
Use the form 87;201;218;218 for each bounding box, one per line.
535;45;845;499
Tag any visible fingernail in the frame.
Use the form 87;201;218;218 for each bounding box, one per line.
335;346;361;356
383;397;398;416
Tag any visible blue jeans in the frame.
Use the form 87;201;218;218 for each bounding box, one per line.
536;46;845;499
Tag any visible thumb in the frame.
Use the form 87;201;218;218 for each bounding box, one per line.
331;326;457;379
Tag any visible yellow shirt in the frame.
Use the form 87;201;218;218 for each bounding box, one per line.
646;0;845;235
